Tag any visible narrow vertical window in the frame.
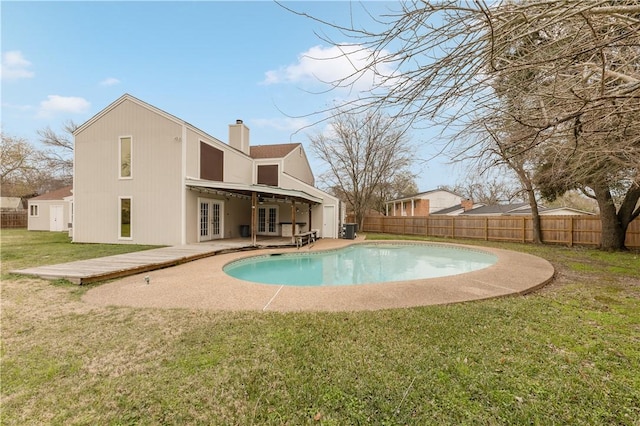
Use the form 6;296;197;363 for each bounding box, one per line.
120;197;132;238
30;205;39;216
120;137;132;178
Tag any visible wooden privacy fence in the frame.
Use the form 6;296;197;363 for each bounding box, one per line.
1;211;28;229
352;215;640;249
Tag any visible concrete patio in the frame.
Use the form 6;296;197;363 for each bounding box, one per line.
79;238;555;312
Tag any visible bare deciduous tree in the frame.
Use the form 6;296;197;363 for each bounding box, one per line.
37;120;77;183
447;168;523;206
309;111;413;229
286;0;640;249
1;133;47;197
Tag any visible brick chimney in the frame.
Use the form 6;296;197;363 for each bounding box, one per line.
229;119;250;155
461;199;474;211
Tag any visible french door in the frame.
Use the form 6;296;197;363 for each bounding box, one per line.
257;206;278;236
199;199;223;241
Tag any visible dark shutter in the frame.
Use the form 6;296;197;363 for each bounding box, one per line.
200;142;224;181
257;165;278;186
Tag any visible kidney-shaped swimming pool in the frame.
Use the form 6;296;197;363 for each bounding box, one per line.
223;243;498;287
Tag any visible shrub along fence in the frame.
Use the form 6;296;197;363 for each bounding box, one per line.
1;211;28;229
350;215;640;249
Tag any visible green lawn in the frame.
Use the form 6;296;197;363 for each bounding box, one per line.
2;230;639;425
1;229;160;274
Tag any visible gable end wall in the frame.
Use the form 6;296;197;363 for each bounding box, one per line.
74;99;184;245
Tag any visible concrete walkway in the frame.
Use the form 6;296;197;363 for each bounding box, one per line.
11;238;292;284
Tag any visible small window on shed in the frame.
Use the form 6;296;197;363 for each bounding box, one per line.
30;205;39;216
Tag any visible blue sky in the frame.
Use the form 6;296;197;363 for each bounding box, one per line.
1;1;463;190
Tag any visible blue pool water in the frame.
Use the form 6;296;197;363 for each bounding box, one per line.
223;243;497;287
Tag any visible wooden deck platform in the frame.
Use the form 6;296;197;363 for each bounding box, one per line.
11;238;294;284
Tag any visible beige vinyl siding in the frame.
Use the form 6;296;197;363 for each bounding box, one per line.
74;99;184;245
185;129;253;184
279;174;340;238
253;158;282;186
282;145;314;186
185;190;253;242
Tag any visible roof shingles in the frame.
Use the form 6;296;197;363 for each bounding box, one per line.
250;143;300;159
31;185;73;201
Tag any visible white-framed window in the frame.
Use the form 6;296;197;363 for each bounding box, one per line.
119;196;132;239
30;204;39;217
119;136;132;179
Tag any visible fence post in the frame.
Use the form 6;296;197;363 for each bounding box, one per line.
522;216;526;243
425;216;429;237
569;216;574;247
484;217;488;241
451;217;455;238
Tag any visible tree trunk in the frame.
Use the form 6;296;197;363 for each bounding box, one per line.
526;192;542;244
617;185;640;236
593;185;627;251
519;172;542;244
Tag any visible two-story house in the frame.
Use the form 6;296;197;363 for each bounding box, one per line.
72;94;340;246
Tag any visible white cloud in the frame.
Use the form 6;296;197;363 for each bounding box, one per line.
100;77;121;86
1;50;34;80
262;44;397;92
1;102;33;112
38;95;91;118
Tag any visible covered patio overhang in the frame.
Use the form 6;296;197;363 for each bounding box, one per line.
186;178;322;245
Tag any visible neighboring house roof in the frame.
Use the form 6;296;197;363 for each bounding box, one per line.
0;197;25;210
30;186;73;201
431;203;485;216
430;205;463;215
519;206;595;216
459;203;594;216
461;203;529;215
250;143;300;159
386;189;462;204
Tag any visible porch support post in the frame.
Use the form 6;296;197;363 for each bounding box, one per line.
308;203;312;233
251;191;257;246
291;200;296;244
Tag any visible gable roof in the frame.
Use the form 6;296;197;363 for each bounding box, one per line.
250;143;300;159
430;205;463;215
31;185;73;201
386;189;462;204
540;207;595;215
74;93;186;136
73;93;237;156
